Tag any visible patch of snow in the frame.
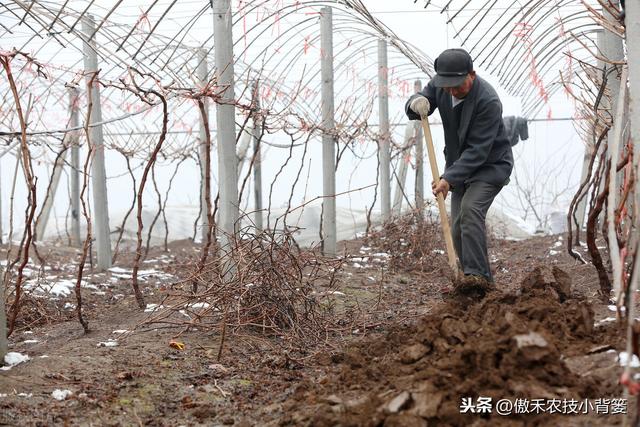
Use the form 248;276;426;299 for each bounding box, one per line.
553;241;563;248
22;268;36;277
51;389;73;401
372;252;390;258
23;331;33;335
150;272;176;281
97;340;118;348
108;267;129;274
548;250;559;256
39;355;49;358
432;249;445;255
22;340;38;344
144;303;164;313
64;302;75;310
189;302;210;309
31;279;74;297
25;279;96;298
367;276;376;281
608;305;625;312
360;246;371;252
109;268;162;279
17;393;32;398
352;263;364;269
112;330;129;334
618;352;640;368
2;352;30;370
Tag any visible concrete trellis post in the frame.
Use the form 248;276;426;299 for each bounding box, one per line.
575;31;606;236
392;126;413;216
0;265;6;362
35;152;67;242
575;24;623;238
627;0;640;254
0;159;2;243
252;80;263;231
394;80;425;216
36;89;80;241
574;148;592;236
69;88;82;247
378;39;391;221
606;66;628;302
623;0;640;395
603;2;624;113
196;49;210;243
602;1;626;192
413;80;424;213
595;30;609;219
320;6;336;256
212;0;239;247
82;15;112;270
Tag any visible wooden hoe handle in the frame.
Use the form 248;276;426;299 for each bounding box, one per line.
420;117;460;276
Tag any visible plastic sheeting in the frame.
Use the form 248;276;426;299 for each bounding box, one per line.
42;200;533;248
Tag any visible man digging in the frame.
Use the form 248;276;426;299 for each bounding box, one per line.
406;48;514;291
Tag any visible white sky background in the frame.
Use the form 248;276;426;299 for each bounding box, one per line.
0;0;589;241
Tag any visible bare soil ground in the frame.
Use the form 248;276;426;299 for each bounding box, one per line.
0;228;632;426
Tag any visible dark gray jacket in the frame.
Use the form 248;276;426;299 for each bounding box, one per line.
405;76;513;189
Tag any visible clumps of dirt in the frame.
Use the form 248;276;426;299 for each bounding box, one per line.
450;276;496;300
279;266;621;426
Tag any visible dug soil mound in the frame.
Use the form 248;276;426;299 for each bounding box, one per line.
279;267;622;426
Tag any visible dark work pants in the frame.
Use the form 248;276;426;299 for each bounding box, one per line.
450;181;502;281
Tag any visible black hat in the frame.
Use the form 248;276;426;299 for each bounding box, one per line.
432;48;473;88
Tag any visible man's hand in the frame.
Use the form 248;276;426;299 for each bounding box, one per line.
432;178;451;200
410;96;430;117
